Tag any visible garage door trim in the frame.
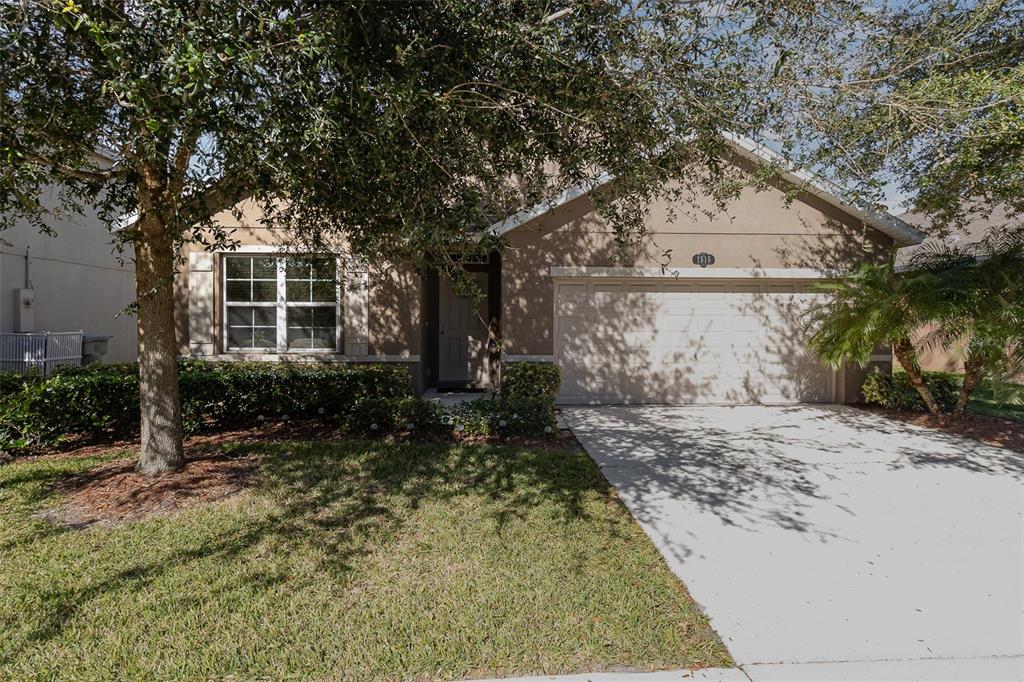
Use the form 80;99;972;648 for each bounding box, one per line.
549;266;840;280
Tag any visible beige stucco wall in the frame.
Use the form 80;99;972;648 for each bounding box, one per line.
175;181;898;402
502;182;895;356
913;323;965;374
0;186;138;363
174;200;422;357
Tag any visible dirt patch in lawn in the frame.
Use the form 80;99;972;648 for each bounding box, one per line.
37;452;260;529
862;407;1024;452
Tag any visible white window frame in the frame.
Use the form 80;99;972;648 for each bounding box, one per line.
222;253;342;353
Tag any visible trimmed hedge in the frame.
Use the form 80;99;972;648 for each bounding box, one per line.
447;397;557;438
501;361;561;401
0;362;413;452
345;395;557;439
861;369;961;412
0;360;562;454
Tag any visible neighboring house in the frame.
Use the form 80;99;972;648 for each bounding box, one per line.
0;183;138;365
174;138;923;405
898;207;1019;375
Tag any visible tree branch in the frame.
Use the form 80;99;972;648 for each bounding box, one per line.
21;151;118;182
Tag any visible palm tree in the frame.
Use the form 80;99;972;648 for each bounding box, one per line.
808;262;942;415
909;231;1024;418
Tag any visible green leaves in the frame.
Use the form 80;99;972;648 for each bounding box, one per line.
810;232;1024;415
808;262;917;369
0;362;414;455
769;0;1023;235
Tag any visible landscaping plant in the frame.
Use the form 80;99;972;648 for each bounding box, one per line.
861;370;961;412
0;362;412;453
809;262;944;415
501;361;562;401
906;231;1024;417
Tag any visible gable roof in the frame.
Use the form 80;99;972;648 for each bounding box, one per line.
487;135;925;247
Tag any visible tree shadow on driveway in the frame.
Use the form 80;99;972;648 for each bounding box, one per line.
564;404;1024;567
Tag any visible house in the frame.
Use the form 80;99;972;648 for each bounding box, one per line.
175;138;923;404
1;175;138;366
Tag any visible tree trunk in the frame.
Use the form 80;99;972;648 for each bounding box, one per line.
134;212;185;474
893;337;942;416
953;357;984;419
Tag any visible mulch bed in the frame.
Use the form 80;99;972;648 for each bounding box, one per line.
23;421;344;530
20;418;579;529
861;407;1024;452
36;451;260;529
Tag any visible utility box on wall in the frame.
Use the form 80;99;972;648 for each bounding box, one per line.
15;288;35;332
82;335;111;364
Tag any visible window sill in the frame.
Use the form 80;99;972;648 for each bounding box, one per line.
195;352;420;363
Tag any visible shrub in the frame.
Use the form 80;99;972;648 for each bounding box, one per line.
861;369;961;412
0;364;141;452
501;361;561;401
393;397;446;434
346;396;450;436
448;396;557;438
345;397;398;434
178;361;412;431
0;361;413;453
0;370;45;397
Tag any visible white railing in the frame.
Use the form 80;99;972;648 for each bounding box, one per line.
0;332;84;375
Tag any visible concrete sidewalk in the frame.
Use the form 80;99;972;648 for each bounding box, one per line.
478;655;1024;681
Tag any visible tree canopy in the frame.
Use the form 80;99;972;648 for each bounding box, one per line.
768;0;1023;236
2;0;836;471
1;0;825;264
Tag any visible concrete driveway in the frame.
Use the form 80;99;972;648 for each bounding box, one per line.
564;405;1024;680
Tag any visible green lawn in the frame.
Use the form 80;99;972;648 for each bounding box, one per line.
0;439;729;680
968;385;1024;422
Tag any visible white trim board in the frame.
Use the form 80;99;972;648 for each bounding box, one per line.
485;171;613;238
504;354;555;362
549;266;838;280
201;353;419;363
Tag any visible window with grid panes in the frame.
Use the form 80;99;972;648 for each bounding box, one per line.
223;255;339;352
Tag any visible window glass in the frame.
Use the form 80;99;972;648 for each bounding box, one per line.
225;305;277;350
287;306;336;350
286;256;337;303
223;255;338;352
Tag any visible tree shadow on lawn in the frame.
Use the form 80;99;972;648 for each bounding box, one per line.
4;438;619;659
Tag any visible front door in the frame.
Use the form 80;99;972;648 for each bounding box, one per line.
438;272;489;387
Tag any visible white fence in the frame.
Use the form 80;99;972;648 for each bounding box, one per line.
0;332;84;375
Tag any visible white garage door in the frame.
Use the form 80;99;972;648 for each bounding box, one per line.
554;279;834;404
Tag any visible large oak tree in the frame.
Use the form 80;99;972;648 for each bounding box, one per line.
3;0;838;473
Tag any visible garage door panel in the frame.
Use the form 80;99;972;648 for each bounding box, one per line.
554;278;833;405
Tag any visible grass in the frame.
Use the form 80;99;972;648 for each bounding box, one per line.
967;384;1024;422
935;371;1024;421
0;439;729;680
